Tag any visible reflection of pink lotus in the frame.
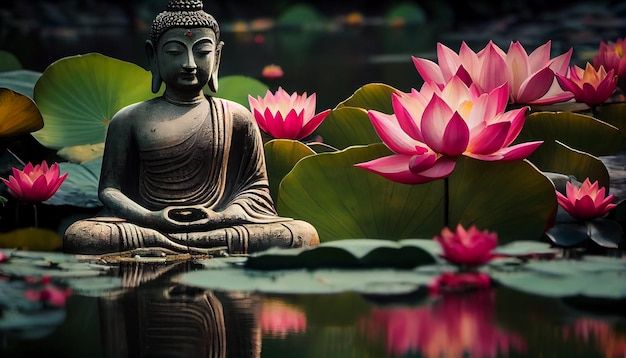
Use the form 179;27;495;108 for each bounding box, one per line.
1;161;68;203
556;179;616;220
429;272;491;294
248;88;331;140
556;64;617;106
563;318;626;358
361;291;526;357
593;38;626;89
260;299;307;338
355;76;542;184
435;224;498;266
25;285;72;308
412;41;573;105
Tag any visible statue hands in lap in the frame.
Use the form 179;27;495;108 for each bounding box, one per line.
64;0;319;254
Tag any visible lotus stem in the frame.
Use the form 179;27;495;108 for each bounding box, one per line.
591;105;598;118
6;148;25;166
444;177;449;227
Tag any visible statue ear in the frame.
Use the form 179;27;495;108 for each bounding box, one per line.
145;40;162;94
208;41;224;93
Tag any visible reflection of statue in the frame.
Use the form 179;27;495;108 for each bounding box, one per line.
64;0;319;255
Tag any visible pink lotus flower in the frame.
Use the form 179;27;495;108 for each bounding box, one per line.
248;87;331;140
555;64;617;107
1;161;68;203
261;64;284;80
412;41;573;105
435;224;498;266
0;251;8;263
556;179;616;220
25;285;72;308
260;299;307;338
355;76;542;184
593;38;626;89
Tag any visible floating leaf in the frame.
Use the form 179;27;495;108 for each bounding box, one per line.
277;4;326;27
337;83;399;114
213;75;269;107
546;223;589;247
264;139;315;202
494;241;558;257
0;88;43;138
306;142;337;153
278;144;556;243
587;219;624;249
0;70;41;98
46;158;102;208
516;111;624;156
315;107;380;149
528;140;610;189
246;239;437;270
57;143;104;164
385;3;426;24
32;53;158;149
176;267;434;295
0;51;22;72
0;228;61;251
595;103;626;135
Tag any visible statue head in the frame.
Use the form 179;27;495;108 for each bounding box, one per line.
146;0;224;94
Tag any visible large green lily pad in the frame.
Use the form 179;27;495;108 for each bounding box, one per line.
0;70;41;98
0;88;43;138
516;111;624;156
278;144;556;243
595;103;626;135
32;53;158;149
527;140;610;190
46;158;102;208
264;139;315;202
0;228;62;251
315;107;380;149
336;83;398;114
212;75;269;107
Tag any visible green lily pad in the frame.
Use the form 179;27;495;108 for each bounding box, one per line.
595;103;626;135
0;70;41;98
46;158;102;208
587;219;623;249
315;107;380;149
212;75;269;107
277;4;326;27
491;256;626;299
385;3;426;24
0;88;44;138
546;223;589;247
494;241;558;257
264;139;315;202
516;111;624;156
0;51;22;72
246;239;437;270
56;143;104;164
0;228;62;251
306;142;337;153
176;267;434;295
278;144;556;243
336;83;399;114
528;140;610;189
32;53;158;149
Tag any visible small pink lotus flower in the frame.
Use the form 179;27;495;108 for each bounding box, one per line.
260;299;307;338
248;87;331;140
0;251;8;263
412;41;573;105
556;179;616;220
355;76;542;184
593;38;626;89
435;224;498;266
1;161;68;203
25;285;72;308
261;64;284;80
555;63;617;107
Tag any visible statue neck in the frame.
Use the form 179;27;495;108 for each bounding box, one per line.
163;87;206;105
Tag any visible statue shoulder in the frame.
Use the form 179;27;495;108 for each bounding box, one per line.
218;98;257;131
109;98;160;131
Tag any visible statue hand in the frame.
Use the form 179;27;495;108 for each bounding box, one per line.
162;205;220;228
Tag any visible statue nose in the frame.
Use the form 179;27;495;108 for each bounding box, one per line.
183;64;197;73
183;50;197;72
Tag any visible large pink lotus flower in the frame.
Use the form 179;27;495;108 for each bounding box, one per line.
355;76;542;184
260;299;307;338
435;224;498;266
412;41;573;105
555;64;617;107
248;87;331;140
360;291;526;358
1;161;68;203
593;38;626;89
556;179;616;220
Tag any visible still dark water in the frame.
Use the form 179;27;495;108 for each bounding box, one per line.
2;261;626;358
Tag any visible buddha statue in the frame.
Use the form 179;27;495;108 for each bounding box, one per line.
64;0;319;255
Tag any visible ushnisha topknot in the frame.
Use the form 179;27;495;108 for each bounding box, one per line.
150;0;220;44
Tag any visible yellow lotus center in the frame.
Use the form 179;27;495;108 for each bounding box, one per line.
458;100;473;119
614;43;623;57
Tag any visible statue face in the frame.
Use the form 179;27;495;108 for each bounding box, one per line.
155;27;220;93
